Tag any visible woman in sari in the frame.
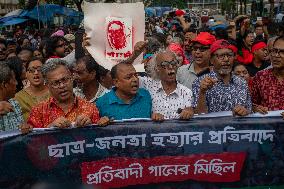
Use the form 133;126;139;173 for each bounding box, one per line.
15;58;50;121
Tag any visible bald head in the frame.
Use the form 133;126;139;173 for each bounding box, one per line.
111;63;136;79
156;50;176;65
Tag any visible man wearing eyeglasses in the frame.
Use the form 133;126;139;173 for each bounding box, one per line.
27;59;106;128
138;50;194;121
124;42;194;120
251;36;284;112
192;39;252;116
177;32;216;90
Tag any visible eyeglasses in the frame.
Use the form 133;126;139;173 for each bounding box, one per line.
270;48;284;57
49;76;72;89
214;52;235;60
191;46;210;52
159;60;178;69
27;67;42;74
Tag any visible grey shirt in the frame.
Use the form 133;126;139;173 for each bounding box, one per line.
177;63;198;90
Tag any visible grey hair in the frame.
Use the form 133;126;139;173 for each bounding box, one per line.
0;63;13;84
145;48;177;80
42;58;69;81
172;37;183;45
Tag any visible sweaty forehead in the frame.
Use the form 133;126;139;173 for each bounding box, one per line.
156;52;175;63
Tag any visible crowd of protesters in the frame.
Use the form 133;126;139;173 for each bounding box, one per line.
0;10;284;133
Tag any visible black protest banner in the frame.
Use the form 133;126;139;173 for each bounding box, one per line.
0;116;284;188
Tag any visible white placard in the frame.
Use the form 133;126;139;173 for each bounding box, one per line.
84;2;145;71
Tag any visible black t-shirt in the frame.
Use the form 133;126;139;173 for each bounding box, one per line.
245;61;271;77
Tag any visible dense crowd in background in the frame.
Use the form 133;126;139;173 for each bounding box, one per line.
0;9;284;133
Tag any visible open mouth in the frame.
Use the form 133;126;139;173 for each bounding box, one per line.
131;84;138;90
168;71;176;77
195;57;202;62
33;76;40;82
59;90;69;97
221;65;230;69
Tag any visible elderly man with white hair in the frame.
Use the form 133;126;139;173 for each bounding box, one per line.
126;42;194;121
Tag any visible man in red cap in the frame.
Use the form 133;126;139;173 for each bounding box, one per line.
192;39;252;116
246;41;270;76
177;32;216;89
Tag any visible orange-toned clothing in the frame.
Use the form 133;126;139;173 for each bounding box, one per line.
27;96;100;128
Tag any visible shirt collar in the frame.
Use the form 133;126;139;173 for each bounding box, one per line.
187;63;196;74
210;71;237;84
156;81;180;96
90;83;107;103
49;96;78;108
108;88;144;105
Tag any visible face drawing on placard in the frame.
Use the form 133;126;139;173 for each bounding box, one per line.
105;17;133;60
107;20;127;50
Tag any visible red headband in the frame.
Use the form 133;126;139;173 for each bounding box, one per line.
252;42;267;53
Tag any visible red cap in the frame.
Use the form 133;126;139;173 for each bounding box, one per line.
229;44;238;54
251;42;267;53
192;32;216;46
175;10;185;17
210;39;236;54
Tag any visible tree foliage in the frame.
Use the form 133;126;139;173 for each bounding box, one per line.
149;0;187;9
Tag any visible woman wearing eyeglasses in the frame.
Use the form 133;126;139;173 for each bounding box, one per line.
15;58;50;121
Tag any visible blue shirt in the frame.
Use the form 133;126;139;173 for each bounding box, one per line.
0;99;24;132
192;72;252;113
96;88;152;120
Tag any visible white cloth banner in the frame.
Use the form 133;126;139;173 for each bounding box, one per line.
83;2;145;71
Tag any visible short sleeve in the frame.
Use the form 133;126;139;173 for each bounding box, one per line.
245;83;253;112
95;96;104;117
27;105;44;128
251;74;261;106
191;78;201;108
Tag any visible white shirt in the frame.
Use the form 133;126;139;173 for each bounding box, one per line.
139;76;193;119
73;83;109;103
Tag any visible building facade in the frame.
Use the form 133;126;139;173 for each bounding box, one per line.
187;0;221;10
0;0;19;16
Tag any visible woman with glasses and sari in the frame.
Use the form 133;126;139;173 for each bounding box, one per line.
15;58;50;121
